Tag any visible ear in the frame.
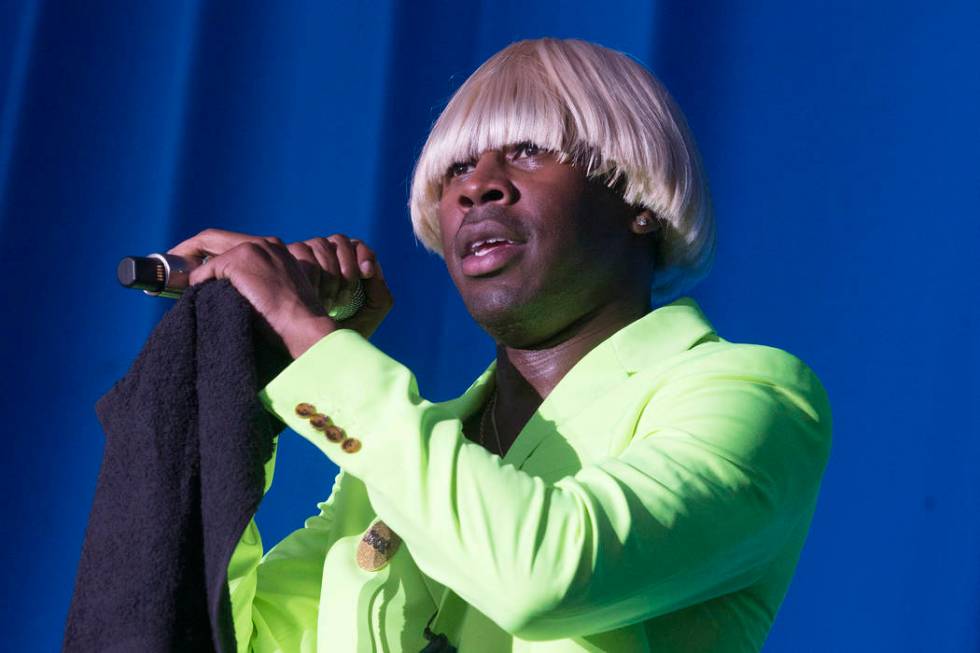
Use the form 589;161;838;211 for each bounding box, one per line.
629;208;658;235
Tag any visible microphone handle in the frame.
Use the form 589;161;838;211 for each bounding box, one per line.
116;253;365;322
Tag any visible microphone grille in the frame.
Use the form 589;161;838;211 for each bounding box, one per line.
328;281;366;322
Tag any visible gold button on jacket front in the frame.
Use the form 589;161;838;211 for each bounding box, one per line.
356;519;401;571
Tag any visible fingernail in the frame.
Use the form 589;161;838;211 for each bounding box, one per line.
359;260;375;278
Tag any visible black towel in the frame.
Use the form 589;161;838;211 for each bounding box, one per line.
64;279;286;652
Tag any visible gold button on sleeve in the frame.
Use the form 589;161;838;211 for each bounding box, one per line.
309;414;332;430
341;437;362;453
323;426;346;443
295;402;317;417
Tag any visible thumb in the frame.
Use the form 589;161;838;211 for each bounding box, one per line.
360;260;392;311
188;257;220;286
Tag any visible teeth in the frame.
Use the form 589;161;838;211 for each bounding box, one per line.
470;238;512;256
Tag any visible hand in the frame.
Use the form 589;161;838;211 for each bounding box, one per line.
284;233;393;340
167;229;392;359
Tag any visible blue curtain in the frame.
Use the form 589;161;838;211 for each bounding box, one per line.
2;1;977;650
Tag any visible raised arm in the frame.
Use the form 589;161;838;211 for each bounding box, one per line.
259;329;832;640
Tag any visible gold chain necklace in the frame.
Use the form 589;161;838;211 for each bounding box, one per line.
478;389;504;456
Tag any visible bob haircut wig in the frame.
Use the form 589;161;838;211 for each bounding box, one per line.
409;38;715;303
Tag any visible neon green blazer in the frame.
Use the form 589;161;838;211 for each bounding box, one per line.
227;297;832;652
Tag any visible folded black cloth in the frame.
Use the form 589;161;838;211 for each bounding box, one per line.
64;280;286;652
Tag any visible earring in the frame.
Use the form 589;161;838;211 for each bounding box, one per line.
635;215;652;230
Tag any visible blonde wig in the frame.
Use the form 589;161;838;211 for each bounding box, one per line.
409;38;715;302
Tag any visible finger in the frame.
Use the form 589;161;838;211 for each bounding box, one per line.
327;234;360;284
353;240;377;279
168;228;281;260
187;254;221;286
360;262;393;311
326;234;360;308
287;241;321;291
187;240;274;286
303;237;342;306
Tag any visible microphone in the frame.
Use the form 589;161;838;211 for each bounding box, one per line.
116;253;365;321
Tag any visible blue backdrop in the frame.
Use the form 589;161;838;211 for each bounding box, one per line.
2;1;978;650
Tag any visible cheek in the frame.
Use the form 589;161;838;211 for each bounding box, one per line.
435;201;458;254
544;194;608;250
573;191;631;248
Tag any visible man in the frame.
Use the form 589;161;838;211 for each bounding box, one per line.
171;38;831;652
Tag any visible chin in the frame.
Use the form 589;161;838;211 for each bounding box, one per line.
450;257;565;345
470;291;582;350
461;284;541;344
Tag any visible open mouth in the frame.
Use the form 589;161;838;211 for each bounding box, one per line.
465;237;519;258
460;239;524;277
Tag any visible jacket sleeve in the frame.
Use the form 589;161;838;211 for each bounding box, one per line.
226;438;345;653
257;329;833;641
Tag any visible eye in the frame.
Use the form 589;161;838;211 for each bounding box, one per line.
512;141;542;159
446;159;474;179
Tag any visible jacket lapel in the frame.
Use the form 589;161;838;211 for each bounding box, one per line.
422;297;718;643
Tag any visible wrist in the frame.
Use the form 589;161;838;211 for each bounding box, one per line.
283;306;337;360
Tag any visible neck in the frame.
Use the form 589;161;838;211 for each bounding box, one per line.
493;297;650;413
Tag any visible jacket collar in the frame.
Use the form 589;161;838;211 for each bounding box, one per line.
443;296;717;468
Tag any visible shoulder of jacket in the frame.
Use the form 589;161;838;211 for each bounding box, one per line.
666;337;820;382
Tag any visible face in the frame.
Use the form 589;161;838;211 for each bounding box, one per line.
437;141;654;347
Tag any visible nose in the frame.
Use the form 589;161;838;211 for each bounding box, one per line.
455;151;518;209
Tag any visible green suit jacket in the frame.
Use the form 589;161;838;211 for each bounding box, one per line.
227;297;832;652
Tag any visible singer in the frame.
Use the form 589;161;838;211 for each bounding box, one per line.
170;39;832;652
